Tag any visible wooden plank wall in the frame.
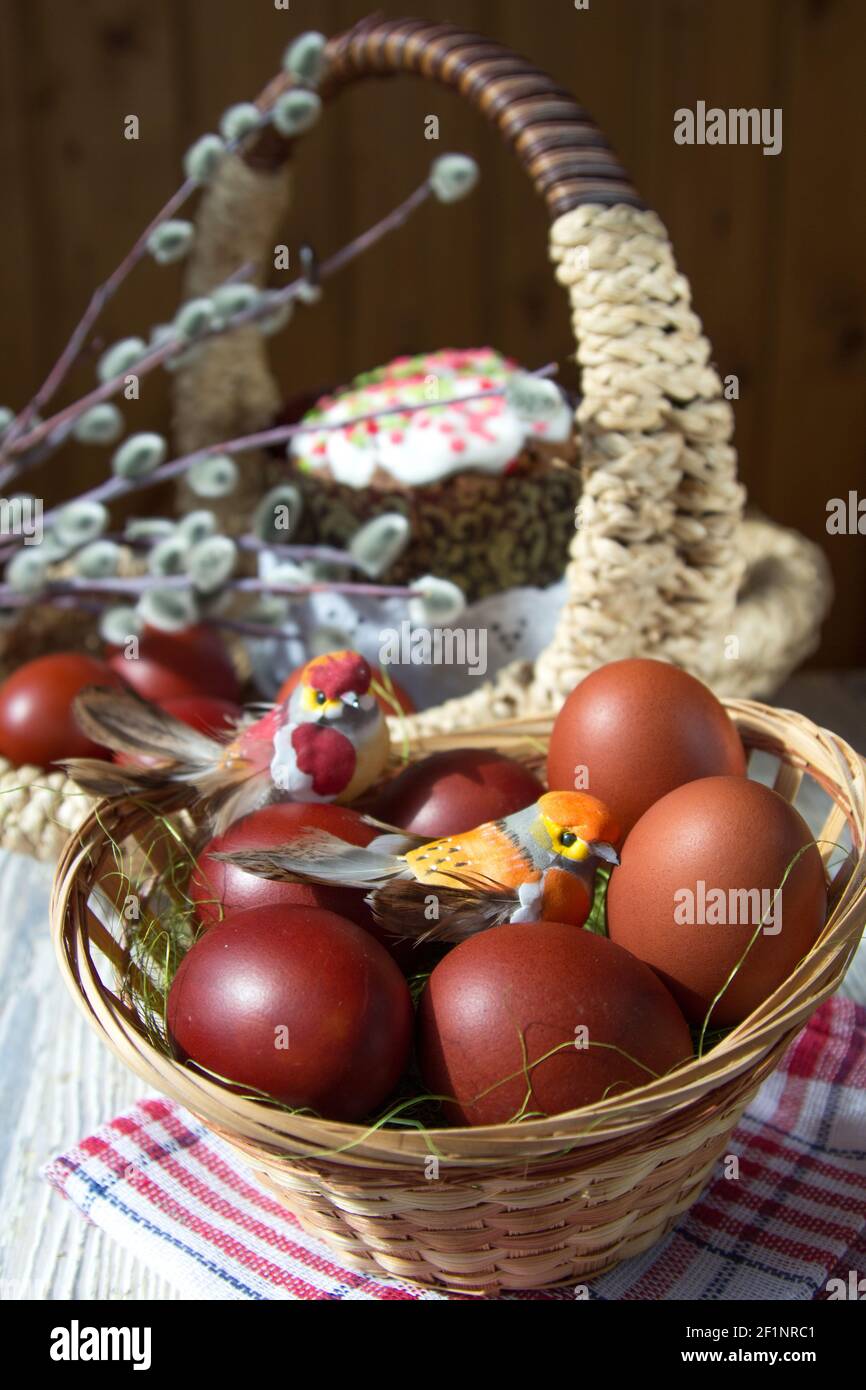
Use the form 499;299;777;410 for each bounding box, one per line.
0;0;862;666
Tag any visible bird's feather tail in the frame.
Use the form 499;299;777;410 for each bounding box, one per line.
66;685;251;814
203;772;276;836
60;757;189;801
358;812;427;847
214;828;407;889
369;875;518;944
72;686;227;768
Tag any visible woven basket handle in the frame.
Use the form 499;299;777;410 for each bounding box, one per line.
175;18;828;727
250;17;644;213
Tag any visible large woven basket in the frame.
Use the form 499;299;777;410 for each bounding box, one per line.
0;16;832;862
52;698;866;1295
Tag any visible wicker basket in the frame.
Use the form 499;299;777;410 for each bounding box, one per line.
52;698;866;1295
0;16;833;861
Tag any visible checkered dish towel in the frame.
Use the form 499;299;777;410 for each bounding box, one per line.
43;998;866;1301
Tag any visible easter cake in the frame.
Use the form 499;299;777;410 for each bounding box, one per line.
288;348;579;602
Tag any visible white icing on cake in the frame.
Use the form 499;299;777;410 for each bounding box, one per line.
290;348;572;489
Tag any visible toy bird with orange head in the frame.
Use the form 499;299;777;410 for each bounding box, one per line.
68;649;390;833
220;790;621;942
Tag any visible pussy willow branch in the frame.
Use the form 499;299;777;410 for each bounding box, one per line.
236;535;353;566
0;53;295;453
3;179;198;453
207;614;301;643
121;529;355;568
1;177;435;469
0;574;423;605
0;590;303;647
0;365;558;561
0;262;259;492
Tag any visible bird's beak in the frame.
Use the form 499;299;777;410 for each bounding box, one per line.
591;841;620;866
340;692;361;709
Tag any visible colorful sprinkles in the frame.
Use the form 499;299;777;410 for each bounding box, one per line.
290;348;572;489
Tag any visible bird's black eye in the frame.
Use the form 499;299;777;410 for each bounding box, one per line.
315;690;327;705
559;831;577;847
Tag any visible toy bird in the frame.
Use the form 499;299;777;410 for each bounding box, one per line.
67;649;391;833
220;790;621;943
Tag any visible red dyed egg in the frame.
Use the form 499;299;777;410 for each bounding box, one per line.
167;905;414;1120
418;921;693;1126
372;748;544;837
606;776;827;1026
0;652;124;767
106;624;240;703
547;658;746;836
190;801;379;930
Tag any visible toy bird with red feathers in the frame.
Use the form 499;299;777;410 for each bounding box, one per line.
68;649;391;833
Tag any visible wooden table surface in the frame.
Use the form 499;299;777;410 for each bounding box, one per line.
2;672;864;1302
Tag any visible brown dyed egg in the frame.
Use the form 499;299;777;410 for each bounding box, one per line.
191;802;378;929
606;776;827;1027
167;905;414;1121
547;658;746;836
417;921;693;1126
372;748;544;837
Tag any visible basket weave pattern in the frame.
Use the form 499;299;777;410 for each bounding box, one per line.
52;699;866;1294
536;205;745;692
